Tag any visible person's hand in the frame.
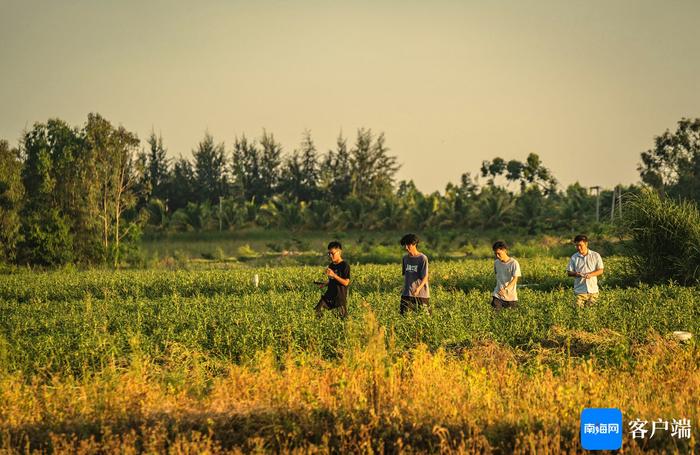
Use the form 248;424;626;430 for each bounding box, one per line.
497;288;506;298
325;268;335;279
411;289;419;297
583;273;591;280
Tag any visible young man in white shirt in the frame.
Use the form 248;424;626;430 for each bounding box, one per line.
566;234;604;307
491;241;522;309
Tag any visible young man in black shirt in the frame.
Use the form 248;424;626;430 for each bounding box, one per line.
314;241;351;319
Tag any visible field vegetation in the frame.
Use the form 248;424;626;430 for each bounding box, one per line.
1;256;698;453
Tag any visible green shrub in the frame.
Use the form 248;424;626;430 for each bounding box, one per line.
19;209;74;266
237;244;259;259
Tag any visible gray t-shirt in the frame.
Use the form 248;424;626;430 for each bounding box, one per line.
566;250;604;295
402;253;430;298
493;257;522;301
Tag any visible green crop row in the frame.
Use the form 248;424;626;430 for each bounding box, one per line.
0;257;635;303
0;258;697;378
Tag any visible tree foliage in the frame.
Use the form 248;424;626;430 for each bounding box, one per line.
193;132;227;205
0;140;24;262
14;114;143;266
639;118;700;203
481;153;556;193
85;113;143;266
3;112;660;266
349;129;400;199
144;131;170;203
20;119;85;265
279;130;320;202
319;133;352;204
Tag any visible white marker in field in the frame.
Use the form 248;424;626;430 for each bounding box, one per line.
254;274;259;288
672;331;692;342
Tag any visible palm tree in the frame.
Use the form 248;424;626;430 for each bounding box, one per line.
478;186;514;228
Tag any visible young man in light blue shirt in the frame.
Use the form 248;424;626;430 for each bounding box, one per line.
566;234;604;307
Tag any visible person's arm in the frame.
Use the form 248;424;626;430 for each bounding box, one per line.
317;265;331;288
498;276;519;297
326;267;350;287
498;262;521;297
412;257;429;296
583;254;604;280
579;254;604;280
582;268;604;280
412;273;429;296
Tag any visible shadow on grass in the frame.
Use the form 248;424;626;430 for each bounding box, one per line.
6;407;692;453
3;409;569;453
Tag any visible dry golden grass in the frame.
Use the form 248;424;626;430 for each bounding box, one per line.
0;312;698;454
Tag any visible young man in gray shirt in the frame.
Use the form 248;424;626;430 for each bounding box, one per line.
399;233;430;315
566;234;604;307
491;241;522;309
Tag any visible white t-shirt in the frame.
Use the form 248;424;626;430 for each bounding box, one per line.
566;250;604;295
493;257;522;301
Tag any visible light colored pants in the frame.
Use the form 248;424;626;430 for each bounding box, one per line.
575;293;599;308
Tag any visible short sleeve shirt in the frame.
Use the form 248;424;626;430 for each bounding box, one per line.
566;250;604;294
402;253;429;298
493;258;522;301
323;260;350;306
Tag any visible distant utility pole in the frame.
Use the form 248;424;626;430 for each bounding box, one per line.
618;186;623;218
219;196;223;232
610;186;616;222
590;186;601;222
610;185;623;222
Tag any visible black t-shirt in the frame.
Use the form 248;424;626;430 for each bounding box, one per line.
323;260;350;307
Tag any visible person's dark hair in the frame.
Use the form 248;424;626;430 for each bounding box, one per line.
327;241;342;250
573;234;588;243
492;240;508;251
400;233;419;246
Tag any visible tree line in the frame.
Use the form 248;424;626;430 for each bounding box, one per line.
1;114;697;266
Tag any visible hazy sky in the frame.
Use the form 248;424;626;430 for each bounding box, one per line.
1;0;699;192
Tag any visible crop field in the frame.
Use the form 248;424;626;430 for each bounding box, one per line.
0;257;698;453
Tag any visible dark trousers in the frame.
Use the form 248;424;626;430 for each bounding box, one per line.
315;297;347;319
400;295;431;315
491;296;518;310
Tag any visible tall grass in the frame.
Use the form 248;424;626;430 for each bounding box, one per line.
0;311;697;453
624;189;700;284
